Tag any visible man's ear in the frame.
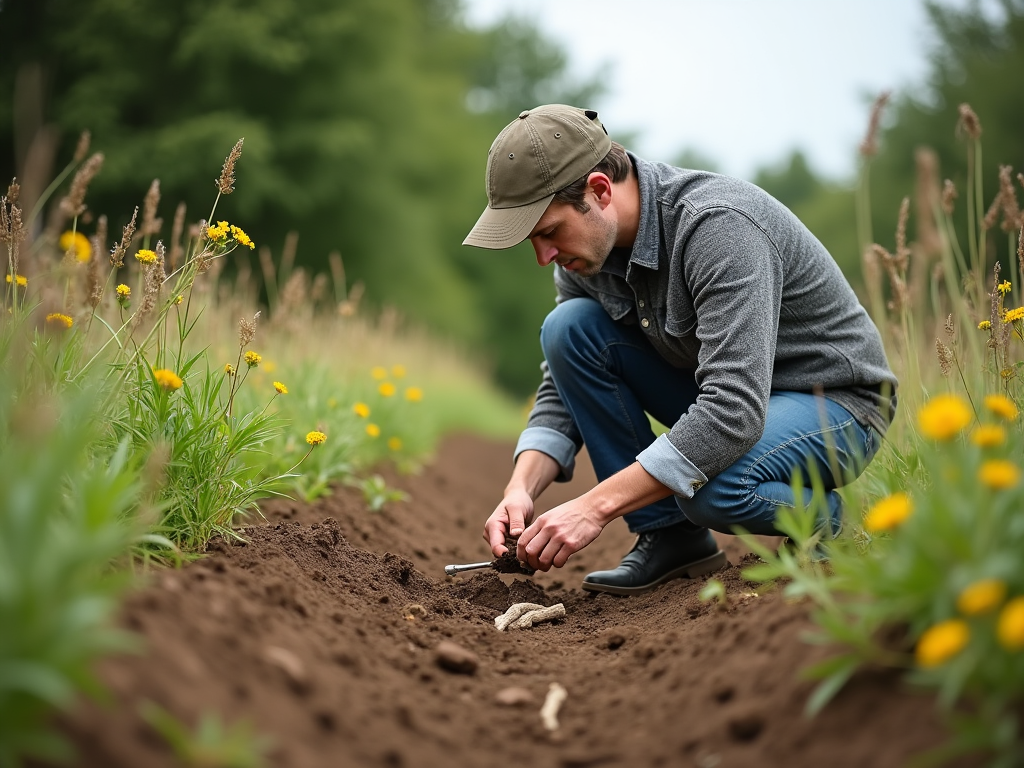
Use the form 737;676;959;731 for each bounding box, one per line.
586;172;613;210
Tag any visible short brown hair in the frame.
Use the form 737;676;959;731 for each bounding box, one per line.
552;141;632;214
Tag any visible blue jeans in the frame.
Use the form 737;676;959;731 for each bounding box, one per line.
539;298;879;536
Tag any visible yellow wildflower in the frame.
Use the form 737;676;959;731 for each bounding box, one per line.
970;424;1006;448
1002;368;1016;380
5;274;27;287
997;280;1012;295
116;284;131;299
229;224;255;250
135;249;157;264
978;460;1021;490
379;382;396;397
60;230;91;262
207;221;229;242
387;437;403;451
273;381;288;395
391;365;406;378
997;597;1024;651
45;312;73;329
244;350;261;368
305;430;327;447
863;492;913;533
984;394;1019;421
917;394;972;440
224;364;235;376
978;320;992;330
1003;307;1024;323
353;402;370;418
916;619;969;668
173;294;184;305
371;366;388;380
152;368;183;391
957;579;1007;615
404;386;423;402
366;423;381;438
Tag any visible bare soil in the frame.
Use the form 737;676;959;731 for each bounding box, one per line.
58;433;956;767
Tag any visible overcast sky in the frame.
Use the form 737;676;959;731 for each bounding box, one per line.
462;0;982;181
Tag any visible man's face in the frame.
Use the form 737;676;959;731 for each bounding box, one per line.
527;200;617;278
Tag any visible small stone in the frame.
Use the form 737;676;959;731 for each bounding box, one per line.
434;640;479;675
263;645;309;692
494;686;533;706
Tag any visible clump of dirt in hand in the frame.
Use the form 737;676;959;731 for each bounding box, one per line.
492;537;535;575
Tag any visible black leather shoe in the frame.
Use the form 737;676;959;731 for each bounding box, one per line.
582;523;726;596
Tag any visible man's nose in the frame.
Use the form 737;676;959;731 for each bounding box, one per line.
533;240;557;267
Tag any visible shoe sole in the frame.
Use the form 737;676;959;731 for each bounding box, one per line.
580;550;728;596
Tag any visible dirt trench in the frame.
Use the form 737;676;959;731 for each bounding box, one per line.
59;433;953;768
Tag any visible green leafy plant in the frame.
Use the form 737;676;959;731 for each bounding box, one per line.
140;701;271;768
351;474;409;513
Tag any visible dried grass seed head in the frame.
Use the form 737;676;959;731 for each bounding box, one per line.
169;202;186;271
895;196;911;269
110;206;138;268
941;179;958;216
238;310;260;347
935;338;953;378
997;165;1020;233
73;131;91;163
6;178;20;205
140;179;163;237
956;103;982;140
217;138;244;195
59;152;104;218
859;91;891;157
86;215;108;309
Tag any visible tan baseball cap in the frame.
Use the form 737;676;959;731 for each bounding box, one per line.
463;105;612;249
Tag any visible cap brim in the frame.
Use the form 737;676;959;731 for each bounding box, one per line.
462;194;554;249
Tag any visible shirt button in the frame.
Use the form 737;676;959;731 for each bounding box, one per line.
640;318;650;328
638;299;645;308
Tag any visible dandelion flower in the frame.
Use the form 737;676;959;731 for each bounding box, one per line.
46;312;74;329
371;366;388;380
244;350;261;368
1003;307;1024;323
997;597;1024;651
5;274;27;287
917;394;972;440
984;394;1018;421
135;248;157;264
863;492;913;532
391;365;406;378
224;364;235;376
387;437;403;451
366;423;381;438
404;387;423;402
997;280;1012;295
152;368;183;391
916;619;969;668
273;381;288;395
978;460;1021;490
305;430;327;447
379;382;396;397
978;320;992;330
970;424;1006;447
958;579;1007;615
353;402;370;418
60;230;92;262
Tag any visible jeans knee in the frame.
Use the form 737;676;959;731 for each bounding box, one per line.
539;298;605;362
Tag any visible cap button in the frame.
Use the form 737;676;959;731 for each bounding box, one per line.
518;110;530;119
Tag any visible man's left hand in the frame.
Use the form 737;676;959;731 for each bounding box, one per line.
516;498;607;571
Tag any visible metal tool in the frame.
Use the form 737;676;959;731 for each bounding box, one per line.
444;561;493;576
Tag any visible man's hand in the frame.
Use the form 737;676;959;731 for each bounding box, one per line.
516;497;608;572
483;488;536;557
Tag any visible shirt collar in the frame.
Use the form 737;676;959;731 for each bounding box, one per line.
626;151;661;270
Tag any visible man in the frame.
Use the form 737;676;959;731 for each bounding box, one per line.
464;105;896;595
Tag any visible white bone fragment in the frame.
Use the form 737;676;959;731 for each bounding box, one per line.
540;682;567;731
494;602;546;631
512;603;565;629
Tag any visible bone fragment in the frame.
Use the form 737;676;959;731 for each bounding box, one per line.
540;682;567;731
513;603;565;629
494;602;546;631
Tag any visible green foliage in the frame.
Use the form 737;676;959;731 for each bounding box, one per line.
351;474;409;513
140;701;271;768
698;578;727;609
0;378;143;767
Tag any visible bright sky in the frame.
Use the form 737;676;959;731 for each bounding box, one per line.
462;0;981;181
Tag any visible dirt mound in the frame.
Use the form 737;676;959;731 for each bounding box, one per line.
57;434;953;767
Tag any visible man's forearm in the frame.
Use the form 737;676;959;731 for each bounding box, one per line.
505;449;563;501
582;462;675;525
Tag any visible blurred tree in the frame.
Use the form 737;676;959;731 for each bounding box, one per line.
670;148;721;174
0;0;604;395
753;150;824;210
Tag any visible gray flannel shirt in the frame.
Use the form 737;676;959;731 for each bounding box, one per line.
515;153;897;498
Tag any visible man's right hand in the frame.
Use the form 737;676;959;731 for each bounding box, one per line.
483;488;536;558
